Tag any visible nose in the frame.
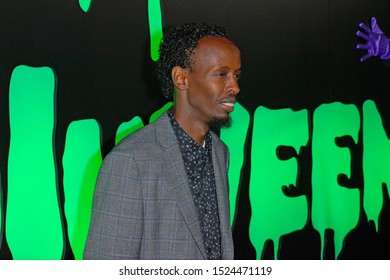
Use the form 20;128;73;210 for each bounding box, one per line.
228;75;240;95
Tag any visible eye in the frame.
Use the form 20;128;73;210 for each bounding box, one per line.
218;72;227;77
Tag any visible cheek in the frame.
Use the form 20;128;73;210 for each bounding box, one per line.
188;79;222;108
199;85;219;106
190;82;213;102
190;92;212;109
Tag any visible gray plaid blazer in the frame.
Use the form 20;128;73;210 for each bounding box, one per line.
83;112;234;259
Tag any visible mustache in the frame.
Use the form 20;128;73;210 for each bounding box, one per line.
220;93;237;103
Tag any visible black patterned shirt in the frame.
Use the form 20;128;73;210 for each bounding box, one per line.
168;109;222;260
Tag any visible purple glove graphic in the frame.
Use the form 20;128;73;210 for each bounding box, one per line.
356;17;390;62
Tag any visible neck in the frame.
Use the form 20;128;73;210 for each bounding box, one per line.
172;106;209;145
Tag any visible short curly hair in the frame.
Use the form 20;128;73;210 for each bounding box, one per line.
155;22;232;99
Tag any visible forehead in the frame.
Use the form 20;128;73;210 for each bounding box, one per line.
192;37;241;68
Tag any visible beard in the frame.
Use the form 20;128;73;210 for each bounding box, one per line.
208;115;232;131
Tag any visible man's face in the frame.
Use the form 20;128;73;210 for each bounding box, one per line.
185;36;241;130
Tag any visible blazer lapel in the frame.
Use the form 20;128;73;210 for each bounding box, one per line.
155;113;207;259
212;135;234;259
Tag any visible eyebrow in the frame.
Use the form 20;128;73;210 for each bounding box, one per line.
218;65;242;71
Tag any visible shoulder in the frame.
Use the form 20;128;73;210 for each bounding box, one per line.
106;112;174;160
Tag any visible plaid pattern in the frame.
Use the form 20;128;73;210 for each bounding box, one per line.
83;112;233;260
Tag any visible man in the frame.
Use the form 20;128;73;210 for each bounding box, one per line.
83;22;241;259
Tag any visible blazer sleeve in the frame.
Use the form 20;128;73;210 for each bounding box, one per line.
83;150;144;259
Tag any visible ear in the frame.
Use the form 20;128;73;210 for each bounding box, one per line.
171;66;188;90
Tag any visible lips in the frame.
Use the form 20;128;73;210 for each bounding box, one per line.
219;100;236;112
219;94;236;112
221;102;234;108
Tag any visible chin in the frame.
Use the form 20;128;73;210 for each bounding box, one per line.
208;115;232;131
